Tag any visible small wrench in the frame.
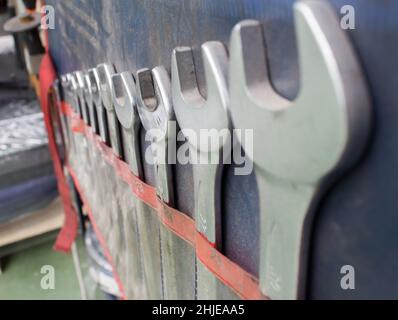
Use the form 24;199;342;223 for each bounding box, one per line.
97;63;123;158
111;71;147;299
73;71;90;125
67;73;80;115
171;42;233;299
86;68;101;135
82;73;92;127
229;0;371;299
60;74;77;154
53;78;70;151
136;66;195;299
50;79;68;160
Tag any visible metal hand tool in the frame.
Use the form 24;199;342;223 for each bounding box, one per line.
229;0;371;299
86;68;101;135
81;72;92;126
55;77;70;151
50;79;67;161
60;74;69;101
136;67;195;299
112;70;163;299
90;66;109;144
97;63;123;157
63;73;82;157
59;74;76;155
66;73;79;115
72;71;97;184
75;71;92;126
111;71;147;299
73;71;88;123
171;42;234;299
61;74;76;112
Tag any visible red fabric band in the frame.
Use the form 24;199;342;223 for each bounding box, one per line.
62;102;267;300
39;54;78;253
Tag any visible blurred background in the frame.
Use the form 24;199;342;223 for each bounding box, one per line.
0;0;120;300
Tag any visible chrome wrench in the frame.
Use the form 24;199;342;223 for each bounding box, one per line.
97;63;123;157
136;67;195;299
111;71;147;299
54;78;70;152
82;73;92;127
229;0;371;299
73;71;90;125
171;42;233;299
67;73;80;116
86;68;101;135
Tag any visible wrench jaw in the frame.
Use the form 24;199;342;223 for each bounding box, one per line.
229;2;371;300
82;73;93;127
171;42;233;299
61;74;78;155
60;75;67;100
111;72;142;176
294;0;372;176
52;79;70;154
97;63;122;156
68;73;80;116
171;43;231;154
87;68;101;135
74;71;90;125
51;79;62;107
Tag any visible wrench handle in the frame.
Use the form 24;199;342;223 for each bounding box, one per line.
257;171;317;300
107;109;123;158
97;104;110;144
192;156;222;245
121;129;141;177
152;138;173;203
123;195;147;299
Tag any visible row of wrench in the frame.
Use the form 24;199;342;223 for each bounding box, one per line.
55;0;371;300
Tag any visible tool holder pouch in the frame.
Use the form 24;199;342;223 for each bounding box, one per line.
65;114;147;299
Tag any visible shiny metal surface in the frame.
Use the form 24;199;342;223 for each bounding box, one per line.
229;0;371;299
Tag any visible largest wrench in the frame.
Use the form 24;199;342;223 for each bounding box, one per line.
172;42;234;299
229;0;371;299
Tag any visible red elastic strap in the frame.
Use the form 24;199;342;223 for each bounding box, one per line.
39;55;78;253
62;102;267;300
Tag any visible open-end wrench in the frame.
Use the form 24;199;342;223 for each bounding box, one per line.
86;68;101;135
60;74;78;154
60;74;72;106
73;71;90;124
90;66;109;144
111;71;147;299
50;79;68;160
81;73;92;127
136;67;195;299
60;75;69;102
55;77;70;151
66;73;79;115
112;70;163;300
229;0;371;300
97;63;123;158
171;42;233;299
